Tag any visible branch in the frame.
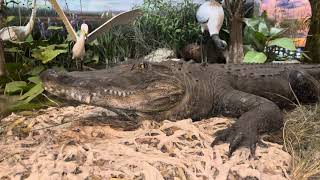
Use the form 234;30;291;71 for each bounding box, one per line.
224;0;233;18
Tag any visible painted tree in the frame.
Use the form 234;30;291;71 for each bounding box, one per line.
224;0;245;64
305;0;320;63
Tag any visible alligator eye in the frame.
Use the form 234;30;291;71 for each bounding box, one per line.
139;63;148;69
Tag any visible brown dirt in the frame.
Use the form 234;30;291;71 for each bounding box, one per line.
0;105;291;180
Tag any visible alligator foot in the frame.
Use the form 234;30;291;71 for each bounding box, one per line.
213;89;283;157
211;119;258;158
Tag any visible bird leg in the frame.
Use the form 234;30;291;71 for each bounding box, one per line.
75;59;84;71
200;35;204;63
200;32;210;63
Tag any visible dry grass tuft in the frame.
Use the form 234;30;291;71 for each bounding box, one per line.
283;103;320;180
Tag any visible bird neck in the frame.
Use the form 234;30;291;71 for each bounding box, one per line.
79;32;86;41
25;0;37;35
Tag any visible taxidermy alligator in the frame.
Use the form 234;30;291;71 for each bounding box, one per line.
40;60;320;156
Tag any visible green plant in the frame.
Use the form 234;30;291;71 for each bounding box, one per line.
1;31;69;108
95;0;201;64
4;64;44;106
243;13;297;63
0;0;203;112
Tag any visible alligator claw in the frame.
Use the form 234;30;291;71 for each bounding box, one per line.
211;120;258;157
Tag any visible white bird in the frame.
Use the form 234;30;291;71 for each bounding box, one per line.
196;0;227;51
48;0;143;67
0;0;37;42
0;0;37;76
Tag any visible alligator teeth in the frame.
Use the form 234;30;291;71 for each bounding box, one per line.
77;95;82;101
84;96;91;103
119;91;126;97
103;89;134;96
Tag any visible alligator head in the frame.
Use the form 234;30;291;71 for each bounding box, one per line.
40;61;196;120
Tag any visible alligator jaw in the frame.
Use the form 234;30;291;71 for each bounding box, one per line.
41;69;185;114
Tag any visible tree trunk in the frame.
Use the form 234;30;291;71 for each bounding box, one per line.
305;0;320;63
228;17;244;64
0;0;5;76
0;40;5;76
225;0;245;64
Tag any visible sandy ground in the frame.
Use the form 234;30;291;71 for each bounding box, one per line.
0;105;291;180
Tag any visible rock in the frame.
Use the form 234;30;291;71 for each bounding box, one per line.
143;48;176;63
272;60;301;64
178;41;227;63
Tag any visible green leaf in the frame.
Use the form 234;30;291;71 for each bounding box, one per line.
302;52;312;61
27;66;45;76
243;45;255;53
25;35;34;43
269;27;285;37
243;51;267;64
4;81;27;93
32;48;68;64
4;47;24;53
244;18;259;31
258;21;269;36
55;43;69;48
18;84;44;104
268;38;296;51
47;26;63;30
28;76;42;84
6;16;15;23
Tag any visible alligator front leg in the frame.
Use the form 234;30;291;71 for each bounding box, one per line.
212;90;283;157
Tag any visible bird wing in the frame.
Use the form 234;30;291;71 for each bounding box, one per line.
196;1;224;35
86;9;143;43
48;0;78;42
196;2;211;24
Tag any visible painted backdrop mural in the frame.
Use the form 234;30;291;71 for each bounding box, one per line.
260;0;311;47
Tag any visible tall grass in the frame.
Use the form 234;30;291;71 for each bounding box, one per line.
2;0;201;67
283;104;320;179
94;0;201;64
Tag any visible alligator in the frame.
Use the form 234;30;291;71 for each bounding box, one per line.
40;60;320;156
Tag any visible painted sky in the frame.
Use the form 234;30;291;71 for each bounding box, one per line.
10;0;207;12
8;0;144;12
260;0;311;20
42;0;143;12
